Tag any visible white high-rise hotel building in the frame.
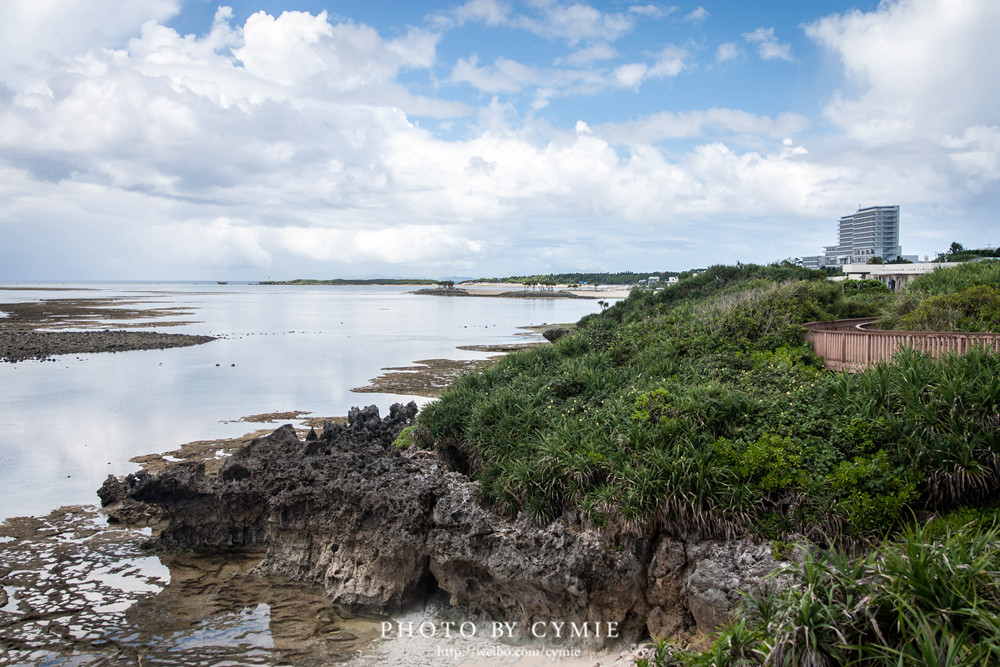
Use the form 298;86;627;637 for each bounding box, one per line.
802;205;902;268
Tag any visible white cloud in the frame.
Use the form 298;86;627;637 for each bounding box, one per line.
513;3;633;46
453;0;511;26
561;43;617;65
233;11;439;91
606;46;688;90
743;27;793;61
443;1;636;46
594;109;811;144
614;63;649;90
0;0;180;79
684;7;710;23
451;56;542;93
806;0;1000;144
716;42;739;63
943;125;1000;192
649;45;688;78
1;2;997;278
628;4;678;20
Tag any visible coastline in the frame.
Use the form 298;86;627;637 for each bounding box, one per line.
0;285;625;664
0;303;612;664
413;283;632;300
0;296;213;362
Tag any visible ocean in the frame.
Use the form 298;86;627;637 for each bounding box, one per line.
0;282;618;665
0;282;605;522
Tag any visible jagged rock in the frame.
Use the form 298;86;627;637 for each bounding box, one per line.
97;474;126;506
105;402;790;646
426;479;650;642
108;403;648;644
542;327;570;342
645;536;787;638
98;474;165;525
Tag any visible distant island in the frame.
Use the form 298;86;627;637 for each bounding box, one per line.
474;271;680;285
259;278;440;286
259;273;684;287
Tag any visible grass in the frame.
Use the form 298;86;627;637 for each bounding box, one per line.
413;260;1000;660
879;259;1000;332
416;263;1000;543
641;523;1000;667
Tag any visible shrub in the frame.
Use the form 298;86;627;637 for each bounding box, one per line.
900;283;1000;332
418;264;1000;542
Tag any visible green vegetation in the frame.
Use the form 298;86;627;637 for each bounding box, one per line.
409;260;1000;664
259;278;439;285
640;523;1000;666
416;263;1000;541
879;258;1000;332
476;271;681;285
934;241;1000;263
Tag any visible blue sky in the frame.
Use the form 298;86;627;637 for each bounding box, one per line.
0;0;997;280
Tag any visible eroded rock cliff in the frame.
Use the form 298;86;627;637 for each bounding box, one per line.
100;403;786;645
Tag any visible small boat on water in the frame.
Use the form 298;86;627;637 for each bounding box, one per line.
217;281;228;284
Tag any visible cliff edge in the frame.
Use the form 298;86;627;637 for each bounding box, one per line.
99;404;785;646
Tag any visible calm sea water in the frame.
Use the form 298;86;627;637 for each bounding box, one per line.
0;283;605;521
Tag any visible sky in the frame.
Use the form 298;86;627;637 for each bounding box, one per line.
0;0;998;281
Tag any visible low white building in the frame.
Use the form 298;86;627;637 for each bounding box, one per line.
840;261;952;290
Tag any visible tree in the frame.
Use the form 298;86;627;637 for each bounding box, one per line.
867;256;884;264
439;280;455;289
949;242;965;255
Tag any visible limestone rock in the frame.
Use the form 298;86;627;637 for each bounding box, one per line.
107;401;791;647
542;327;570;342
645;536;787;638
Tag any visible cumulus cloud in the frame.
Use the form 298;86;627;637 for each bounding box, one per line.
441;0;636;46
716;42;739;63
453;0;512;26
561;43;617;65
743;27;793;61
0;1;997;279
649;45;688;77
628;4;678;20
594;109;811;145
0;0;180;80
684;7;710;23
511;2;634;45
806;0;1000;144
451;45;682;99
451;56;545;93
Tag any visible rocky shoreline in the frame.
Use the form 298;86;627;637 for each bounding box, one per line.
101;403;790;650
412;287;588;298
0;330;216;362
0;296;214;362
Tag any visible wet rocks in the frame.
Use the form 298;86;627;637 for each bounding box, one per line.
542;327;570;342
103;403;789;645
0;330;215;363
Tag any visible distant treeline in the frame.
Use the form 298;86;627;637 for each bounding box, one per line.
934;243;1000;263
259;278;439;285
476;271;681;285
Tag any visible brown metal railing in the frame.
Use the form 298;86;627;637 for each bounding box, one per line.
802;319;1000;372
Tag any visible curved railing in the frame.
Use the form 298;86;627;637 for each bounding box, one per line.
802;318;1000;372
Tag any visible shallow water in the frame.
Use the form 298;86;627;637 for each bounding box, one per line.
0;283;603;521
0;506;384;665
0;283;614;665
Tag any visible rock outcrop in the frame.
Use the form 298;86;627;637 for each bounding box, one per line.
542;327;570;342
102;403;788;645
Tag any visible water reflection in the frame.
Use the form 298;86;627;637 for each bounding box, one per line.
0;283;604;520
0;506;381;666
